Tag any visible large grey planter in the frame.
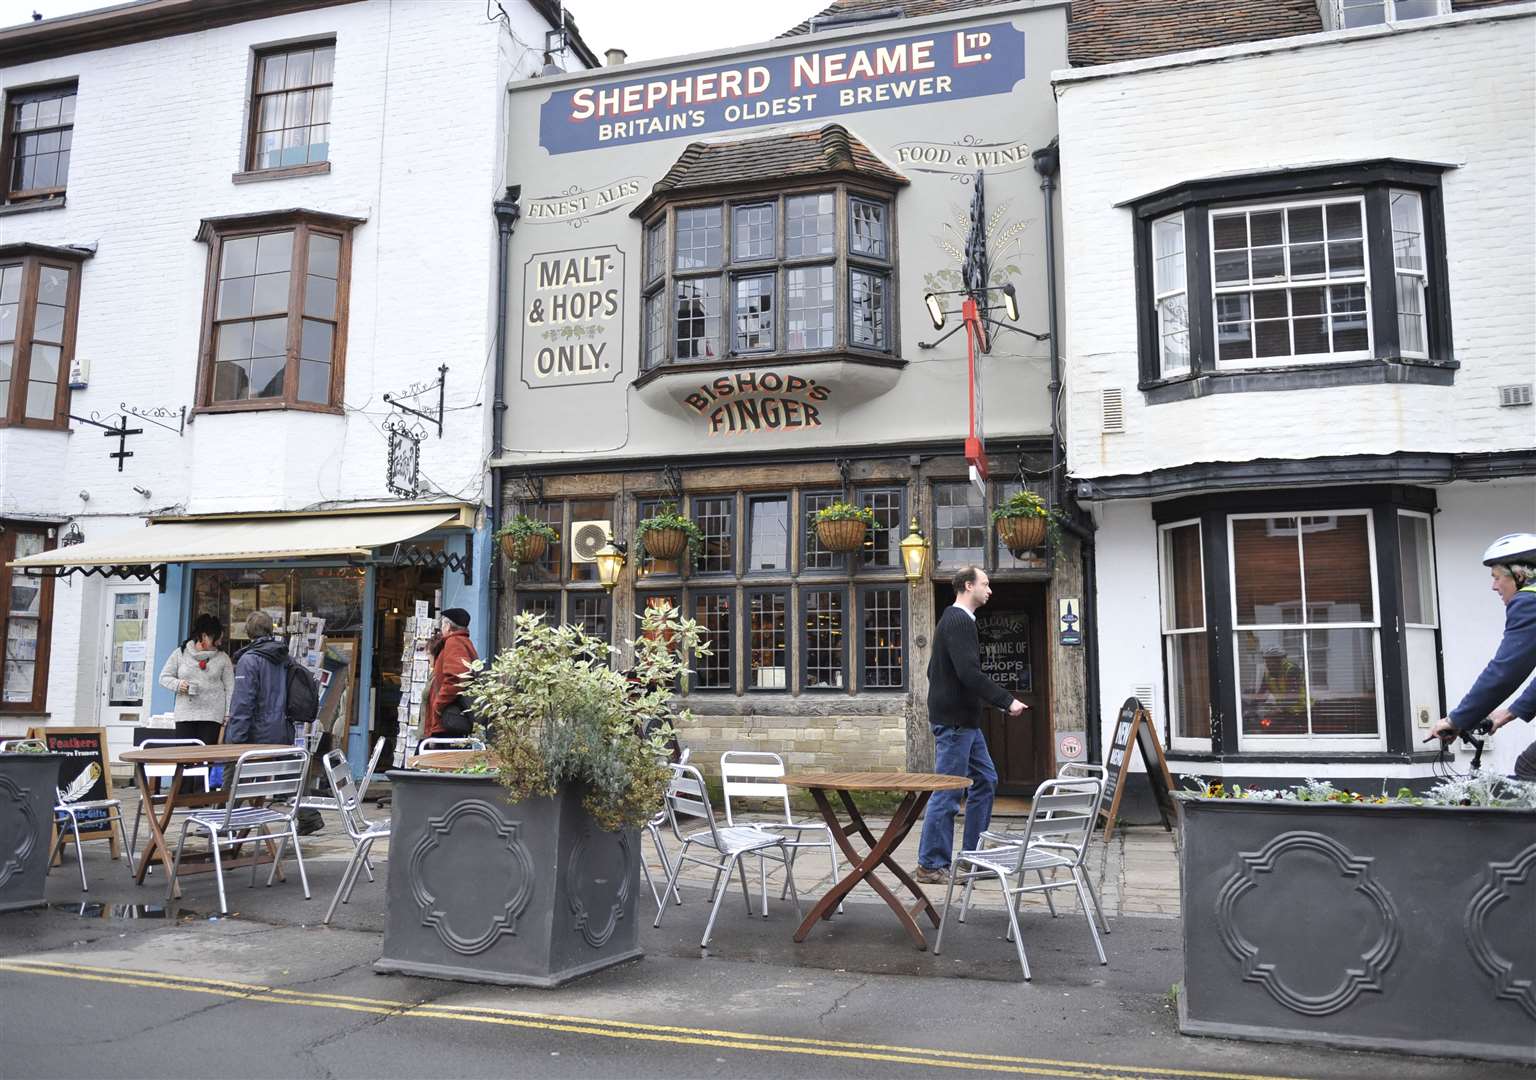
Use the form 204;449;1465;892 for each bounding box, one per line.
375;770;642;988
1178;798;1536;1064
0;753;64;913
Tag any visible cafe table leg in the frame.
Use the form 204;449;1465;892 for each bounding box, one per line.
793;788;935;950
133;763;184;895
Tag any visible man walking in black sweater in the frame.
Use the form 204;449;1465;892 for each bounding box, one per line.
914;566;1027;884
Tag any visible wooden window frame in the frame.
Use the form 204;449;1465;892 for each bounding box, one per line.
688;587;736;692
193;209;361;415
1;523;57;714
744;491;792;575
636;181;901;381
798;584;849;693
856;582;907;692
243;40;336;177
1;80;77;205
745;586;791;693
0;245;86;430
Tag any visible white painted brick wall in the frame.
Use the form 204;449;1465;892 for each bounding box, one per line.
0;0;567;729
1052;8;1536;479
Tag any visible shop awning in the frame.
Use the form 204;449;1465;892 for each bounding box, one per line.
9;509;461;570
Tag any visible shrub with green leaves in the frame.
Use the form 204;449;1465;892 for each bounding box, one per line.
459;604;707;831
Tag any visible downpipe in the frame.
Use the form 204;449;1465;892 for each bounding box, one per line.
489;186;521;656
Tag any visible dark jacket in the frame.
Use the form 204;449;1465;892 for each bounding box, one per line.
1449;586;1536;729
424;628;479;739
226;635;292;745
927;605;1014;729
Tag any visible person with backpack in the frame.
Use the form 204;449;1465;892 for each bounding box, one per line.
227;609;323;832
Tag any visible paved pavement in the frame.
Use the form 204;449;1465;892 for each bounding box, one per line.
4;791;1526;1080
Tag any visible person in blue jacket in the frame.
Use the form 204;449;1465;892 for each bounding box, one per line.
1428;533;1536;780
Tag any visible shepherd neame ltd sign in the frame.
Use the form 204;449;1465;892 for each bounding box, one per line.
538;22;1027;154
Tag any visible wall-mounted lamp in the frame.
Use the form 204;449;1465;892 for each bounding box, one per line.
899;517;932;583
595;539;627;592
919;283;1046;352
924;293;947;331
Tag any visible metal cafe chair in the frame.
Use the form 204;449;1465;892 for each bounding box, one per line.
299;738;388;881
318;750;391;924
641;747;690;918
720;750;842;914
653;763;800;948
0;739;135;892
934;777;1107;981
169;748;312;915
129;738;211;862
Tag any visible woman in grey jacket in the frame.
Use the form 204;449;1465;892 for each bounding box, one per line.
157;613;235;730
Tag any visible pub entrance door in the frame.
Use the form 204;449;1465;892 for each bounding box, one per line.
933;581;1051;797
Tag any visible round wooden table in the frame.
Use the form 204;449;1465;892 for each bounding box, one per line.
120;743;293;893
782;771;971;951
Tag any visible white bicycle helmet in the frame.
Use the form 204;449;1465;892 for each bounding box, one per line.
1481;533;1536;566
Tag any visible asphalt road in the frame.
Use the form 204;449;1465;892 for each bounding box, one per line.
2;883;1530;1080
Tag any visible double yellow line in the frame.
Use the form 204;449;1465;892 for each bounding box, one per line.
0;958;1298;1080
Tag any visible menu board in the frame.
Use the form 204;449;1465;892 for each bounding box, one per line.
28;726;115;838
1100;697;1176;840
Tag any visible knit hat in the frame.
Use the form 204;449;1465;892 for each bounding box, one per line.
441;607;471;628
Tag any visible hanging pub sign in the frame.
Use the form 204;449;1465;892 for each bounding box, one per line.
538;22;1028;154
385;416;423;498
520;246;626;388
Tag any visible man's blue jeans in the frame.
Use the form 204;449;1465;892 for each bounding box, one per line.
917;724;997;871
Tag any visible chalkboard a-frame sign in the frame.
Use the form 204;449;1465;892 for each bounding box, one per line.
1099;697;1176;840
27;725;120;858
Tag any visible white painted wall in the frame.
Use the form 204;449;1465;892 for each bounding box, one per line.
1053;6;1536;480
0;0;573;731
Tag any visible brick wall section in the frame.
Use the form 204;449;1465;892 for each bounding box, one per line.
1053;8;1536;480
675;695;913;777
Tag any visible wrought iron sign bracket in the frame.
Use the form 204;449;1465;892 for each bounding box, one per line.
662;465;684;502
516;472;544;504
68;412;143;472
120;403;187;436
382;364;448;438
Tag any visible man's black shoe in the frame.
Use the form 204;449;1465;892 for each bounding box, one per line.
296;809;325;835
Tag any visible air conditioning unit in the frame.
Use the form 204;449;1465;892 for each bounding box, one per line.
570;520;612;564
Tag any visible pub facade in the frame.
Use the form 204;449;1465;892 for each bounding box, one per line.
495;1;1088;789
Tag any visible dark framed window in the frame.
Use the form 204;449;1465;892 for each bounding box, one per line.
801;490;845;572
0;248;83;429
746;589;789;691
515;591;558;622
2;82;76;204
858;585;906;690
858;486;904;568
1153;485;1439;758
2;524;55;712
690;590;734;690
1132;161;1455;403
508;497;613;638
637;184;898;375
247;41;335;173
800;586;847;691
569;592;611;642
746;494;790;573
195;210;359;413
691;495;735;575
934;481;986;568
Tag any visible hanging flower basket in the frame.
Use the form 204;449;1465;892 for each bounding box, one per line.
641;527;688;561
814;519;867;553
997;515;1048;555
500;533;548;564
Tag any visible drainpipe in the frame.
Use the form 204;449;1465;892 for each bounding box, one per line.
1033;139;1103;764
489;186;521;656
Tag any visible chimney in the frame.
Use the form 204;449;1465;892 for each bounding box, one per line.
605;48;627;66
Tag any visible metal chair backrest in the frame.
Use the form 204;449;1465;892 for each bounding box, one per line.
0;738;46;753
320;749;374;840
355;736;388;803
137;738;209;782
662;763;723;848
418;737;485;754
213;748;310;830
996;778;1101;872
1057;762;1109;824
719;751;793;827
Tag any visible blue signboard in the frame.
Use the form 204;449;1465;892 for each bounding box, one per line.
539;22;1027;156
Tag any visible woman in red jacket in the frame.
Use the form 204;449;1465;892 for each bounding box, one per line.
423;608;479;739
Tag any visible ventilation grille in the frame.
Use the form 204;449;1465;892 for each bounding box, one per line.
1131;683;1156;716
1101;388;1125;433
1498;384;1533;407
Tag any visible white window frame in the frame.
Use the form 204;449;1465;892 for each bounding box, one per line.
1209;195;1373;370
1389;189;1429;360
1226;509;1387;752
1332;0;1451;30
1398;509;1439;630
1158;518;1209;751
1152;214;1190;377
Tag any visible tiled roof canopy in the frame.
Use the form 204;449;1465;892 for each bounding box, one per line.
633;124;907;218
782;0;1524;66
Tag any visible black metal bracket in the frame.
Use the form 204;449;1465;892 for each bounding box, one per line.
836;458;853;497
69;412;143;471
515;472;543;504
25;563;166;592
662;465;684;502
387;540;473;586
119;403;187;436
383;364;448;438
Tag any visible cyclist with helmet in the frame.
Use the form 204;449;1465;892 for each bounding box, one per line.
1427;532;1536;780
